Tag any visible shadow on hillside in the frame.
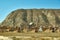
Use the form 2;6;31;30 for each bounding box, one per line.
41;13;49;24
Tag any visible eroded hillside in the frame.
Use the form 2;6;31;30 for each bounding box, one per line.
1;9;60;27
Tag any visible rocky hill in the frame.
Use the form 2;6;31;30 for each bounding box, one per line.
1;9;60;27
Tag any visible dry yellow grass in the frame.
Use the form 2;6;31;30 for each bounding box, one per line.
0;32;60;40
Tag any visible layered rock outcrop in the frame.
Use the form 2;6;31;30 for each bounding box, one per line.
1;9;60;27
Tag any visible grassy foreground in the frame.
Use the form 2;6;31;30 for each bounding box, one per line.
0;32;60;40
0;32;60;37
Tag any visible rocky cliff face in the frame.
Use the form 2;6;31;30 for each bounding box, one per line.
1;9;60;27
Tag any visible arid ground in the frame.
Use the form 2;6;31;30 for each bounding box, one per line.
0;32;60;40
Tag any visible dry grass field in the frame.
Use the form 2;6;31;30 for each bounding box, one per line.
0;32;60;40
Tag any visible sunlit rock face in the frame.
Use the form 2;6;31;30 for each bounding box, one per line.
1;9;60;27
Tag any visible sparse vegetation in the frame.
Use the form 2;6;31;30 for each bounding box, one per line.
0;9;60;40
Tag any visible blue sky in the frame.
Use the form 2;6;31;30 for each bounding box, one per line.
0;0;60;23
